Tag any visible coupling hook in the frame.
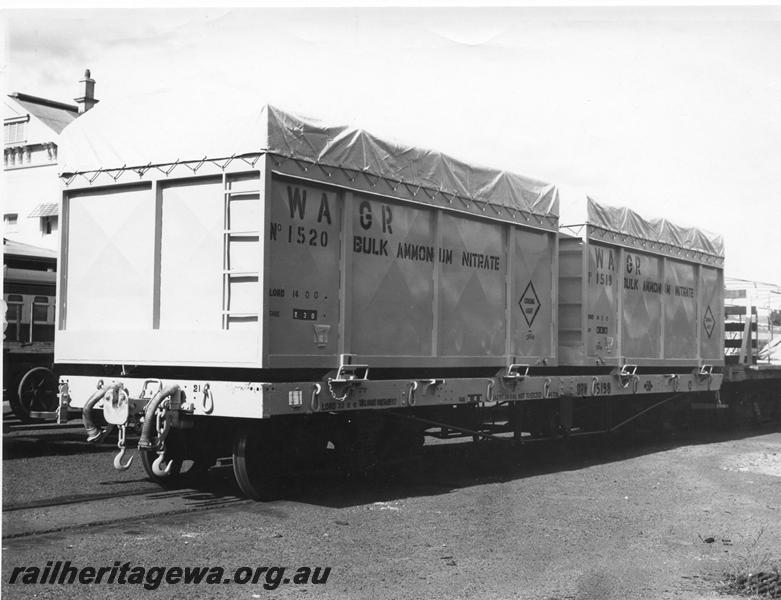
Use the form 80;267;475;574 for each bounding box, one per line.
152;452;174;477
113;447;134;471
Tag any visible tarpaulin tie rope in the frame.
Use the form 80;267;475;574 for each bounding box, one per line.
455;192;471;208
88;170;103;184
361;170;378;188
220;155;236;171
317;164;333;178
402;182;418;197
164;160;180;176
384;177;399;192
188;157;207;174
238;155;261;168
421;187;437;201
337;166;356;183
109;166;127;182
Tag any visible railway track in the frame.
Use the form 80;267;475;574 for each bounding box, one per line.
2;478;251;540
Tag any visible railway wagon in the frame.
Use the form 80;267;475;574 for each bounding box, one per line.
54;101;724;499
3;239;59;422
558;197;724;369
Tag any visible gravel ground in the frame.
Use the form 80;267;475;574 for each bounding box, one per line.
2;425;780;600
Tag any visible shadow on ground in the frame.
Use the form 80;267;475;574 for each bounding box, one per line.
138;421;781;511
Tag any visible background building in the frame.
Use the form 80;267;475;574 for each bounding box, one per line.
3;71;97;416
3;70;98;250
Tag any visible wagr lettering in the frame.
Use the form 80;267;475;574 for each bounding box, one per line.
625;253;641;276
358;201;393;233
674;285;695;298
461;252;500;271
353;236;388;256
396;242;434;263
286;186;333;225
594;246;616;271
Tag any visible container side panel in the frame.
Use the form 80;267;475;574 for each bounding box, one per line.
227;173;262;193
225;172;263;332
621;250;662;359
511;228;554;360
663;259;697;359
439;213;506;357
228;236;262;273
65;186;154;331
267;179;342;356
699;266;724;361
159;179;224;330
350;195;434;356
56;330;258;365
229;199;261;230
558;238;584;365
585;242;619;360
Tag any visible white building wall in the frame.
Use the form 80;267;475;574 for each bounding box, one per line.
3;161;61;249
3;97;67;251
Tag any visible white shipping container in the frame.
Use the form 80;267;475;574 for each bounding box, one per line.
55;104;560;371
558;198;724;367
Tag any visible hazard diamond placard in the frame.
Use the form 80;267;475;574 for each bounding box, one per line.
519;281;541;328
703;305;715;339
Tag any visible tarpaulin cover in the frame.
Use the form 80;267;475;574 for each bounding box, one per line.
58;100;558;220
586;197;724;258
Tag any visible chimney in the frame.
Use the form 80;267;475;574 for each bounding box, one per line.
74;69;99;114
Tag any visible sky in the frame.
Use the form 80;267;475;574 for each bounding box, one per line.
2;6;780;285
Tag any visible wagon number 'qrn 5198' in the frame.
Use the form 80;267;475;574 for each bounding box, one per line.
576;381;612;396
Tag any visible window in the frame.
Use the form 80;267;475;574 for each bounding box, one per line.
4;119;27;144
33;296;50;322
4;213;18;231
5;294;23;322
41;216;56;236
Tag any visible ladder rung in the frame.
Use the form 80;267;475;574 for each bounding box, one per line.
221;311;259;317
223;271;259;277
223;230;260;236
225;190;261;196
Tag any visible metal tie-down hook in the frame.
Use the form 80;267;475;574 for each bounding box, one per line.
113;446;133;471
152;452;174;477
150;399;174;477
113;425;134;471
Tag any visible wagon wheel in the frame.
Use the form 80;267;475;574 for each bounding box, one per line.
12;367;58;423
140;429;212;487
232;424;285;501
